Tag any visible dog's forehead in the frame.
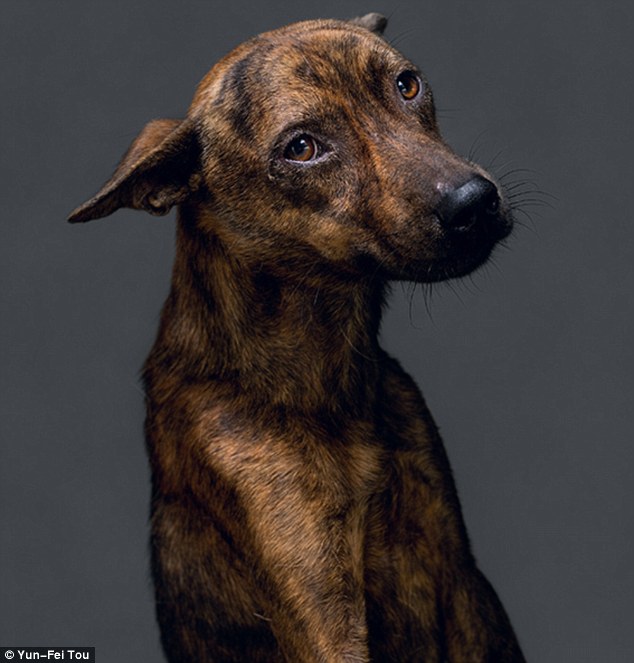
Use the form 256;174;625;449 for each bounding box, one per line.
275;26;402;78
190;21;411;117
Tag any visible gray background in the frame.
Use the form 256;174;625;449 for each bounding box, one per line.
1;0;632;661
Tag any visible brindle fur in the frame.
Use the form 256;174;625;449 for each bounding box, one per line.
70;13;526;662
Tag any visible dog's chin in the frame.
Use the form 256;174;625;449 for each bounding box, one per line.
417;245;499;283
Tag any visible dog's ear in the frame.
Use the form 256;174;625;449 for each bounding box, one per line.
68;118;201;223
349;12;387;35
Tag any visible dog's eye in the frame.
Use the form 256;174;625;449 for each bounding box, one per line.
396;71;421;100
284;135;319;162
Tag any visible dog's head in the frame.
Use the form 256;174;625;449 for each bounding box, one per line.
69;13;512;283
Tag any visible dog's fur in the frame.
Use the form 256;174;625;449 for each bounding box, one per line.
70;13;525;662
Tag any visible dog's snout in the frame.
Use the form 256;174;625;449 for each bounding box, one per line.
436;176;500;232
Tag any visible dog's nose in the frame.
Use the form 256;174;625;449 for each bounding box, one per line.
436;176;500;232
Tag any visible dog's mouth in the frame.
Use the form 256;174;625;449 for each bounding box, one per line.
427;215;512;282
376;198;513;284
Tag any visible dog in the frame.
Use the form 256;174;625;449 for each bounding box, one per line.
69;13;526;662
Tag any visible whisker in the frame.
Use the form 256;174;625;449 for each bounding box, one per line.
387;28;418;49
467;129;492;163
484;147;508;171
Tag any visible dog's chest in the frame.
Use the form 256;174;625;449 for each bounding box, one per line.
199;408;386;506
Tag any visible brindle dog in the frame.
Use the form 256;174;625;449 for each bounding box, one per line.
69;13;526;663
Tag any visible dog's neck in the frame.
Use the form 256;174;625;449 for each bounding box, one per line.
144;205;387;417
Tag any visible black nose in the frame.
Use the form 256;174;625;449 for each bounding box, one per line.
437;176;500;232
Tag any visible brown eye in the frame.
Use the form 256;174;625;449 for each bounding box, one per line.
396;70;421;100
285;135;318;162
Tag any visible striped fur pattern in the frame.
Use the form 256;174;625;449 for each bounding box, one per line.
70;13;525;662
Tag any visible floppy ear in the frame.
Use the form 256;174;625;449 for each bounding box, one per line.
68;118;201;223
349;12;387;35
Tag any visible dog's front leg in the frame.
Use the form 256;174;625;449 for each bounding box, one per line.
204;426;373;663
244;482;370;662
